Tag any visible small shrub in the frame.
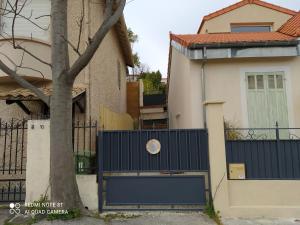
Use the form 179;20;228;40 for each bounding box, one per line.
47;208;81;221
204;201;223;225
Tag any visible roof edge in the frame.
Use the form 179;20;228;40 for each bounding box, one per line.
197;0;297;34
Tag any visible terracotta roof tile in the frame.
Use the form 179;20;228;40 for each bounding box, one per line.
0;86;86;100
198;0;297;33
170;32;295;47
278;12;300;37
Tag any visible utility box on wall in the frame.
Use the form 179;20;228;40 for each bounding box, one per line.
229;163;246;179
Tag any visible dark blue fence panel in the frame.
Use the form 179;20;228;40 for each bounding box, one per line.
226;140;300;179
105;176;206;206
99;129;208;172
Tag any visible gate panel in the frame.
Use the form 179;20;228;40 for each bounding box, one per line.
101;129;208;172
98;129;209;211
106;176;206;205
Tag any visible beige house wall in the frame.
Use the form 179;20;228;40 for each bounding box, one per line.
200;4;293;34
168;52;300;129
168;47;204;129
206;102;300;219
0;39;52;80
68;0;128;122
0;0;129;122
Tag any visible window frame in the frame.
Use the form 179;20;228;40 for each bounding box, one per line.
231;23;273;33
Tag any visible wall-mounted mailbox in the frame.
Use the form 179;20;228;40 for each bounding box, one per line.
229;163;246;180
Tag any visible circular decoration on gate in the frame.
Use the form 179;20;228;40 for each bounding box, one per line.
146;139;161;155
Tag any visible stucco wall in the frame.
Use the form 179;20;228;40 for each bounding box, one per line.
168;47;204;129
68;0;128;122
0;0;128;122
206;102;300;219
200;4;292;34
0;39;51;80
169;53;300;129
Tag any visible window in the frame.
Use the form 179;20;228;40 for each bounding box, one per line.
247;72;285;90
247;74;264;90
1;0;51;41
276;75;283;89
246;71;289;133
231;23;272;33
247;76;255;89
268;75;275;89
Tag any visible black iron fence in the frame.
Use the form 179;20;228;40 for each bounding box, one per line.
73;120;98;174
0;179;26;203
0;118;97;204
0;119;27;176
225;124;300;179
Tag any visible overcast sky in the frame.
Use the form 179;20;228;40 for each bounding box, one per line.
124;0;299;77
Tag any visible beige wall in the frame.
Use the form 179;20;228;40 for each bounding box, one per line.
206;102;300;219
168;47;204;129
68;0;128;122
0;39;51;80
200;4;292;34
168;51;300;129
77;175;98;210
25;120;99;211
26;120;50;203
0;0;129;122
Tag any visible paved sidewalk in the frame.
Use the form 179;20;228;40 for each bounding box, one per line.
34;212;216;225
0;208;10;225
223;218;300;225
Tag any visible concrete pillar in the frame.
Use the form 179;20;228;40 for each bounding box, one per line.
204;101;229;216
26;120;51;202
25;120;98;210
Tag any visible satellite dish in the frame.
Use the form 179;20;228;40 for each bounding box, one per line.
146;139;161;155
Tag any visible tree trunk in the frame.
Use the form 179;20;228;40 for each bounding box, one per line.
50;0;84;210
50;79;83;210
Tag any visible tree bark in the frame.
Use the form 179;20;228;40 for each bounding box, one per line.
50;0;84;210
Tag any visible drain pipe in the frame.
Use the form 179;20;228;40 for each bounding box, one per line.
201;47;207;128
200;47;213;207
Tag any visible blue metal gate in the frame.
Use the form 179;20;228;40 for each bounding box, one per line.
98;129;209;211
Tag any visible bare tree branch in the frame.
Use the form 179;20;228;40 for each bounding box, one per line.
67;0;126;81
61;35;81;57
1;1;52;67
76;0;85;52
0;59;50;105
35;14;51;20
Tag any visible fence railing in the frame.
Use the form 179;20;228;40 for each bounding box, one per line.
0;179;26;203
0;118;98;178
73;120;97;174
0;119;27;176
225;124;300;179
225;123;300;140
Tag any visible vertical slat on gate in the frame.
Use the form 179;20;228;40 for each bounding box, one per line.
14;123;19;174
98;132;104;212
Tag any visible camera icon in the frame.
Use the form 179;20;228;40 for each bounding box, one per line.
9;203;21;215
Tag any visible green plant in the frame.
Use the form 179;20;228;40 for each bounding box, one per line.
224;121;243;140
25;195;81;222
204;201;223;225
47;208;81;221
28;195;49;211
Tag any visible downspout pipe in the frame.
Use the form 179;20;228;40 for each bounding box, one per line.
201;47;207;128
